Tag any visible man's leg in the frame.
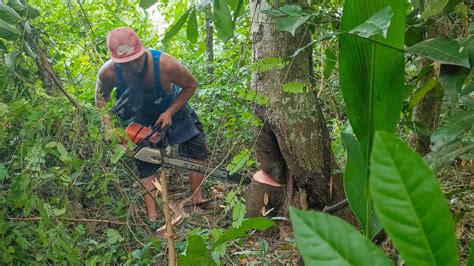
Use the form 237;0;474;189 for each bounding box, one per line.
189;171;205;204
135;159;161;221
139;175;159;221
178;114;209;205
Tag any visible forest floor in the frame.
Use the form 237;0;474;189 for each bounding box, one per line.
132;160;472;265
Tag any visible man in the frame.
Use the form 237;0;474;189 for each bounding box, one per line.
95;27;208;222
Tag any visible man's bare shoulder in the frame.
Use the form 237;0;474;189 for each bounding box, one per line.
98;59;116;83
159;52;181;72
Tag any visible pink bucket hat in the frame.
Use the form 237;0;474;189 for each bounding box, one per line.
106;27;146;63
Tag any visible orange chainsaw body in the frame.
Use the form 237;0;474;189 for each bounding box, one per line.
125;122;160;144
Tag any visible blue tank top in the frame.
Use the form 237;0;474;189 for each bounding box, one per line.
114;49;200;145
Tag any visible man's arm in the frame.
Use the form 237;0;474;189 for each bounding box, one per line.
156;53;198;128
95;63;115;126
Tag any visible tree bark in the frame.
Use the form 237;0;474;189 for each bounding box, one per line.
408;85;442;155
247;0;351;221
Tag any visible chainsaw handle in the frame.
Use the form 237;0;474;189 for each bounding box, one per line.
135;122;168;150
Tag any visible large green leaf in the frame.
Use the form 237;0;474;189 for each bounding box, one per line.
290;208;391;266
0;19;20;40
339;0;405;237
0;2;22;24
407;38;470;68
370;131;459;266
212;0;234;42
162;8;192;45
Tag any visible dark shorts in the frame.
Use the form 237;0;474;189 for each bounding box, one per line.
134;115;208;178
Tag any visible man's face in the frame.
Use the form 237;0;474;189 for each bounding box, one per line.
119;52;146;75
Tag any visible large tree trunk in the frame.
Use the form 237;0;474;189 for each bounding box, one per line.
247;0;351;221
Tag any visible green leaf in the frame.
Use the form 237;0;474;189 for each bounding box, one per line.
139;0;157;9
407;38;470;68
409;76;439;109
349;6;394;38
339;0;405;237
106;229;124;244
323;48;337;79
0;19;20;40
261;5;304;17
0;2;22;24
276;15;310;36
111;144;126;164
439;64;470;103
283;81;308;94
178;235;216;266
232;0;244;23
290;208;391;266
56;142;71;163
425;141;474;170
341;129;381;237
213;217;275;247
237;88;269;106
162;8;192;45
430;106;474;152
226;149;250;175
212;0;234;42
370;131;459;266
232;201;245;228
186;8;198;43
0;102;8;117
52;207;66;216
252;57;287;73
7;0;39;19
421;0;448;18
0;163;8;181
290;32;342;58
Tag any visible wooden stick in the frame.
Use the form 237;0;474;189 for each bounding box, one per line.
8;217;145;225
159;169;176;266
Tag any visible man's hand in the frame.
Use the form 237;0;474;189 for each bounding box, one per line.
156;111;172;129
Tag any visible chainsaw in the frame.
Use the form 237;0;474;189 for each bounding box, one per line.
126;122;247;184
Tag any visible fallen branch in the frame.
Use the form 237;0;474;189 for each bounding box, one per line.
8;217;145;226
322;199;348;214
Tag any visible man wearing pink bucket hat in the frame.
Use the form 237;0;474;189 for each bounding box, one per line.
95;27;208;222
